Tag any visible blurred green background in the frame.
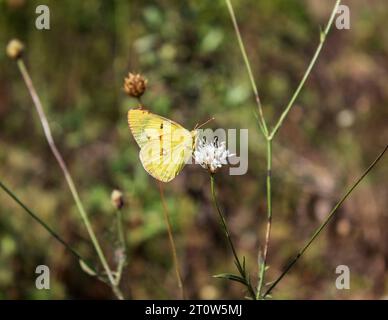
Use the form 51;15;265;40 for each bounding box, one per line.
0;0;387;299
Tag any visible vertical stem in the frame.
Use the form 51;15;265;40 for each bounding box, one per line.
210;174;256;299
158;182;185;299
16;59;123;300
210;175;241;270
114;208;127;286
257;138;272;298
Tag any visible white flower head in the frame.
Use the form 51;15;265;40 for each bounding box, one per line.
194;136;233;173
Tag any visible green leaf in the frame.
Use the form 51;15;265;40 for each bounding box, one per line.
242;256;246;271
213;273;247;285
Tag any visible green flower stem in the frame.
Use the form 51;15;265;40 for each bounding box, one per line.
158;182;185;299
225;0;268;138
264;144;388;298
0;179;94;272
257;138;272;298
210;174;256;299
270;0;341;139
16;58;123;300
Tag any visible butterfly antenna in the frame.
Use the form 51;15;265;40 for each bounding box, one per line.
195;117;215;129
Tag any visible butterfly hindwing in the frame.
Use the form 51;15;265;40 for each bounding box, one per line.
139;136;192;182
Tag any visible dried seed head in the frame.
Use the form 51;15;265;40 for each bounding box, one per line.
123;72;147;98
6;39;24;60
111;189;124;209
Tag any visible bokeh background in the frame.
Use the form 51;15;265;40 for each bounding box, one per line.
0;0;387;299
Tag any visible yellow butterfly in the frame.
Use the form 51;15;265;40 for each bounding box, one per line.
128;108;199;182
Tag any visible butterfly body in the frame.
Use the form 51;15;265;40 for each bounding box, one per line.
128;108;198;182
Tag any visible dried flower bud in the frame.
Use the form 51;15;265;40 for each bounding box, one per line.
123;72;147;98
6;39;24;60
111;189;124;209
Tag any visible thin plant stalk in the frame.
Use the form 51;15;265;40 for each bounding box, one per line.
114;207;127;285
0;179;94;271
158;182;185;299
270;0;341;139
225;0;268;138
210;174;256;299
16;58;123;300
264;144;388;297
257;139;272;298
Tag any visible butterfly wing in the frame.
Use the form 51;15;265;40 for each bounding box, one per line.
128;108;197;182
139;134;194;182
128;109;185;148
